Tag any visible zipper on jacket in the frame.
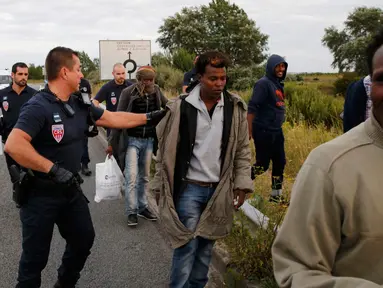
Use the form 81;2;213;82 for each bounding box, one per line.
143;94;148;137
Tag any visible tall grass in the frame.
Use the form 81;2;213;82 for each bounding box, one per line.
235;82;344;129
224;121;342;285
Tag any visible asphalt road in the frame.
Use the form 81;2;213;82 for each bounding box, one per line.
0;135;172;288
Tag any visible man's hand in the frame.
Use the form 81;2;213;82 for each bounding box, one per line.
106;146;113;157
233;190;246;210
48;163;74;185
146;110;167;126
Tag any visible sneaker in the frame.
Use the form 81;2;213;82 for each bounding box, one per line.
127;214;138;226
138;209;157;221
81;163;92;176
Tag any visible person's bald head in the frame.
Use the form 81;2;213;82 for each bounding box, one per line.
112;63;126;85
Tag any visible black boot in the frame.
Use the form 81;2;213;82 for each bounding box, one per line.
53;280;76;288
81;163;92;176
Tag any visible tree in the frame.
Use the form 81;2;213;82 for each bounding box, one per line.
157;0;268;66
172;48;195;72
28;64;44;80
93;58;100;70
151;52;172;67
322;6;383;75
78;51;97;78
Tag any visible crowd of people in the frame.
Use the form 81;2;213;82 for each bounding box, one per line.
0;27;383;288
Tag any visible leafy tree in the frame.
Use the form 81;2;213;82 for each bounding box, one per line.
93;58;100;70
157;0;268;66
322;6;383;75
77;51;97;78
151;52;172;67
28;64;43;80
172;48;195;72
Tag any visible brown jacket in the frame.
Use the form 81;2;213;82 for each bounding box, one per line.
152;92;253;249
272;114;383;287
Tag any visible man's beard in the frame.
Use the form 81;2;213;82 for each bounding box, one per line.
15;80;27;87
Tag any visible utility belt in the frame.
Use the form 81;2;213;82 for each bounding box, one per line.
11;166;84;206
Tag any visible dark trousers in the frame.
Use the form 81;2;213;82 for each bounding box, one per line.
81;137;90;165
252;126;286;190
16;189;95;288
5;151;21;183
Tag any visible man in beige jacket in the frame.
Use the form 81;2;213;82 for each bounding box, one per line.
272;29;383;287
152;51;253;288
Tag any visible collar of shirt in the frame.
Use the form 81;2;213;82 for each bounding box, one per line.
5;84;33;95
186;84;224;113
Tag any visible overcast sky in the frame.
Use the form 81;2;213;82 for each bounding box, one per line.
0;0;381;73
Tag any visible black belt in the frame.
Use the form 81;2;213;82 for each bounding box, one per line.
184;179;219;188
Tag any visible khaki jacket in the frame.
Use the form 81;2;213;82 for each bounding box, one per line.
272;114;383;287
152;93;253;249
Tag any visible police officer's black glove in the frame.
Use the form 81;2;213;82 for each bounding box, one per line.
146;110;167;126
48;163;74;185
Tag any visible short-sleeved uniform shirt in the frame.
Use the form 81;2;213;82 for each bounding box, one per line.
14;89;104;174
94;80;132;112
0;85;36;140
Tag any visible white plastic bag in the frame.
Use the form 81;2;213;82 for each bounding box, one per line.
0;136;3;156
95;155;124;203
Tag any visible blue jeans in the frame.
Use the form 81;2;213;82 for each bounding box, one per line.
124;136;153;215
170;183;216;288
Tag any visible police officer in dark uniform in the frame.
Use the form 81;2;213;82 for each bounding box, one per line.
0;62;36;184
182;55;199;93
4;46;166;288
92;63;132;137
79;78;93;176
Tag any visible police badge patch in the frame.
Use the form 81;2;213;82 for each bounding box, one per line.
52;124;64;143
2;101;9;111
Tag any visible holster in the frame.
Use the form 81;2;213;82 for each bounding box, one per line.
10;166;32;207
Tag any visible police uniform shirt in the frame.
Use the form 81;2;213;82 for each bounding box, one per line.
94;80;132;112
0;84;36;140
79;78;92;96
14;90;104;174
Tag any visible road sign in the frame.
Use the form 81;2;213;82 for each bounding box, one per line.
99;40;151;80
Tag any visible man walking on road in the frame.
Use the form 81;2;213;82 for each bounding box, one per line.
247;54;288;203
152;51;253;288
272;29;383;287
0;62;36;187
109;66;168;226
92;63;132;136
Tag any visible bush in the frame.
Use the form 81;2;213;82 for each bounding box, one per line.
284;83;343;128
155;64;184;94
172;48;195;72
236;83;343;129
227;64;265;91
333;72;360;96
152;52;172;67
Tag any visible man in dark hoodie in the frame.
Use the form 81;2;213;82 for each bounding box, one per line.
247;54;288;203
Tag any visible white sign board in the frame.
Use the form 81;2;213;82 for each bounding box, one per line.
99;40;151;80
